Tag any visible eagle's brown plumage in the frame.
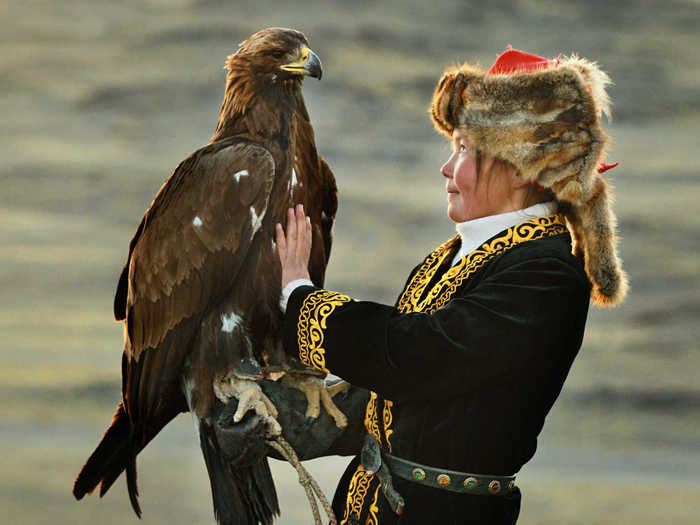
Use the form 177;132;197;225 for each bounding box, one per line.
73;28;337;525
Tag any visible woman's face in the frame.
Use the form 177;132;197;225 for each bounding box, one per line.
441;128;520;223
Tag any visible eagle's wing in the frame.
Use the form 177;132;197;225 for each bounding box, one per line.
318;155;337;262
291;98;337;286
115;138;274;425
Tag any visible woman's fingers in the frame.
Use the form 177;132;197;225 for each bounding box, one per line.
277;205;312;289
287;206;297;248
304;215;312;259
294;204;307;258
276;205;311;263
275;223;287;256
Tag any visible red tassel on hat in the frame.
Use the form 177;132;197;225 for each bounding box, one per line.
527;181;545;192
488;47;558;74
598;161;619;174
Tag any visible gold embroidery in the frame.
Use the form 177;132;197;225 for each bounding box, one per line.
375;214;567;458
396;238;455;313
341;465;374;525
382;400;394;453
398;214;567;314
364;392;382;443
365;486;380;525
349;216;566;520
297;290;354;373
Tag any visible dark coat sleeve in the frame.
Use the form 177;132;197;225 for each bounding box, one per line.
282;254;590;403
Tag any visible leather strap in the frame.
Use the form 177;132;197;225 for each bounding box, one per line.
360;435;405;515
383;451;516;496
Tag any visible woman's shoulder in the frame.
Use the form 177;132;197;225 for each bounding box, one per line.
488;232;590;286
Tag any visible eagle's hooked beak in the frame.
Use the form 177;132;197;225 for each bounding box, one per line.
280;47;323;80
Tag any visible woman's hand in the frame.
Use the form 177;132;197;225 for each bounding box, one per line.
276;204;312;288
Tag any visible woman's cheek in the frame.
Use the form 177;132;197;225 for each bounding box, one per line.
454;162;472;193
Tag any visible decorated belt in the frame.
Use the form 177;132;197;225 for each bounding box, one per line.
383;452;517;496
359;434;517;520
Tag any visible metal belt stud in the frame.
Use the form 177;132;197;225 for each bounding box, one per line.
488;480;501;494
464;476;478;490
412;468;426;481
436;474;451;487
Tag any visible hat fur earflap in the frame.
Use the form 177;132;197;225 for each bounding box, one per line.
430;54;628;306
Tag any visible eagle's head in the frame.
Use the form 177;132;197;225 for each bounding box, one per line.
230;27;322;82
214;28;322;141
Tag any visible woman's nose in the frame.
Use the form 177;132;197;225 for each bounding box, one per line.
441;153;454;179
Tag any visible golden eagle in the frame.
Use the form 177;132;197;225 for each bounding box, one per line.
72;27;343;524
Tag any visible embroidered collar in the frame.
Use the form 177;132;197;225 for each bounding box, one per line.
452;201;558;266
398;213;567;315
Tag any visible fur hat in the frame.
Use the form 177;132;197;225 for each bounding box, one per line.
430;48;628;307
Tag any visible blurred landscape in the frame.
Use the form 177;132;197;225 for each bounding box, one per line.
1;0;699;523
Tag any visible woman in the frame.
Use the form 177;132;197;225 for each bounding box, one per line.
275;48;627;524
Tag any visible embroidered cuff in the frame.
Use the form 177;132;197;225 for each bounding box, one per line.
297;289;354;373
280;278;314;312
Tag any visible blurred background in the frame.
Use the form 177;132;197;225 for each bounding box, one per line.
2;0;699;523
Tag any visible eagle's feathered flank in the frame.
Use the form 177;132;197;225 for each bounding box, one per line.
73;27;337;525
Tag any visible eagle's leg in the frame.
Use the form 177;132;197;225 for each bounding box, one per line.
327;379;351;397
214;369;282;437
280;372;349;429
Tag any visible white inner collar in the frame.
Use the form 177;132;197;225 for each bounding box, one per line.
451;201;558;266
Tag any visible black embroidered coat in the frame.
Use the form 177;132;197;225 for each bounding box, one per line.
282;214;591;525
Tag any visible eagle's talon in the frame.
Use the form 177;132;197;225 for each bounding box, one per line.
215;373;281;437
281;373;349;429
295;416;316;433
327;380;351;398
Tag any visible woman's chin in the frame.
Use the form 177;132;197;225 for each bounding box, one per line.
447;205;467;223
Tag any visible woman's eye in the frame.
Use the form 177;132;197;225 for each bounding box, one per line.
459;145;468;153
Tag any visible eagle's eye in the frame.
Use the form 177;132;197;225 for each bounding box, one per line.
270;50;286;59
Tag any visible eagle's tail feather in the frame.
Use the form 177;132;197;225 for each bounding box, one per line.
126;452;142;518
73;401;175;518
248;459;279;523
72;403;131;501
199;421;279;525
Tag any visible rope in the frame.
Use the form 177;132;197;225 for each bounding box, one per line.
267;435;337;525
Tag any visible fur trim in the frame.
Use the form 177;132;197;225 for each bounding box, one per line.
575;175;629;306
560;55;612;122
430;55;627;306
